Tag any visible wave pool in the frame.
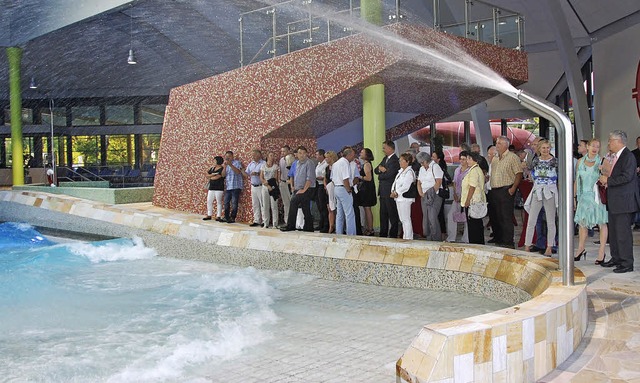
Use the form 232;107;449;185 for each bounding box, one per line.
0;222;508;382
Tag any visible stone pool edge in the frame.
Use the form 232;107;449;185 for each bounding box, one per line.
0;190;587;382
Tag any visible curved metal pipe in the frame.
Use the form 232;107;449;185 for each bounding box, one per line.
515;90;574;286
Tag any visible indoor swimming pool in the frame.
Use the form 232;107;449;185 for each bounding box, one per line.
0;222;508;382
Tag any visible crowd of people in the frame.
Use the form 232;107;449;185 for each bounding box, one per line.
202;130;640;273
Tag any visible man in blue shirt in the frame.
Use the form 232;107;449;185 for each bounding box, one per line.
281;146;316;232
223;151;243;223
245;149;266;227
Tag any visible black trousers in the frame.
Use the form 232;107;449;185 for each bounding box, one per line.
609;211;634;268
315;182;329;231
489;187;515;246
487;190;499;240
466;208;485;245
286;188;314;231
379;195;399;238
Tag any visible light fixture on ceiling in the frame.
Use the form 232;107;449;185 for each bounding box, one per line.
127;8;137;65
29;76;38;89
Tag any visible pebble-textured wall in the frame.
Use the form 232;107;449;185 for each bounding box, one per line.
154;23;527;222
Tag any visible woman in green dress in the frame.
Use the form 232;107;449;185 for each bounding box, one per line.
573;138;609;263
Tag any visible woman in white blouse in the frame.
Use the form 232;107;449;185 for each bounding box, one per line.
416;151;444;241
391;152;416;240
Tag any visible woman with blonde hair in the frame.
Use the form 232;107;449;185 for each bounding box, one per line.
574;138;608;263
391;152;416;240
523;139;558;256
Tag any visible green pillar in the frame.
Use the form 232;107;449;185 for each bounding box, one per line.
361;0;385;229
7;47;24;186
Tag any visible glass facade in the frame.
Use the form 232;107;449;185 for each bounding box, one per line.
71;106;100;126
40;107;67;127
105;105;134;125
141;104;166;124
3;108;34;125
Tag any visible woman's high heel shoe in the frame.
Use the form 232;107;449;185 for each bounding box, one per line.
595;254;607;265
574;249;587;261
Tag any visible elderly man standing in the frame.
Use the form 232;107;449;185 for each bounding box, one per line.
374;140;400;238
488;136;523;248
223;151;243;224
280;146;316;232
332;148;357;235
246;149;266;227
599;130;640;273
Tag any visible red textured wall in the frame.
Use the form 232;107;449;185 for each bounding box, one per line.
153;23;527;222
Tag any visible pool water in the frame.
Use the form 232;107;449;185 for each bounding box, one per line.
0;222;508;382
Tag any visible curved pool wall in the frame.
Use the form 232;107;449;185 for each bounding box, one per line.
0;190;587;382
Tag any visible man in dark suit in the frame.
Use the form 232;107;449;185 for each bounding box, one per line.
599;130;640;273
632;136;640;230
374;140;400;238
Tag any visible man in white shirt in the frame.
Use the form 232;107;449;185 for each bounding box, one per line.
246;149;266;227
315;149;329;232
331;148;356;235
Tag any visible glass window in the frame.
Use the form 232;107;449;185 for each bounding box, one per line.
106;135;132;166
105;105;134;125
72;136;100;166
72;106;100;126
4;108;34;125
141;104;166;124
41;107;67;127
140;134;161;165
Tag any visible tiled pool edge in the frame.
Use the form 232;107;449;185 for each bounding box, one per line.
1;190;588;382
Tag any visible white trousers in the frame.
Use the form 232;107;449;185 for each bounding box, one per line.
261;185;279;227
524;196;557;248
251;185;264;224
206;190;224;217
396;200;413;240
279;181;291;224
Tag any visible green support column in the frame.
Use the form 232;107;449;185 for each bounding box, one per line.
7;47;24;186
363;84;385;228
361;0;385;229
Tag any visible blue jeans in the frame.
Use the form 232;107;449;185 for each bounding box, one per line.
334;186;355;235
224;188;241;220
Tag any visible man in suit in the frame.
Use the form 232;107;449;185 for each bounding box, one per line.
632;136;640;230
374;140;400;238
599;130;640;273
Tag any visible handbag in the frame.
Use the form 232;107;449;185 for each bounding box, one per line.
402;182;418;198
438;185;450;199
596;180;607;204
453;210;466;223
431;166;450;199
468;202;488;219
204;180;210;190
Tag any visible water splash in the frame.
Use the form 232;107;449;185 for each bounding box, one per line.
257;0;520;98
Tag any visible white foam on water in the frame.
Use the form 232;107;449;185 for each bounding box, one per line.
67;236;157;263
106;268;279;382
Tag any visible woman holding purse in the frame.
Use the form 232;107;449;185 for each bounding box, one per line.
391;153;416;240
573;138;608;263
461;152;486;244
447;150;470;242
